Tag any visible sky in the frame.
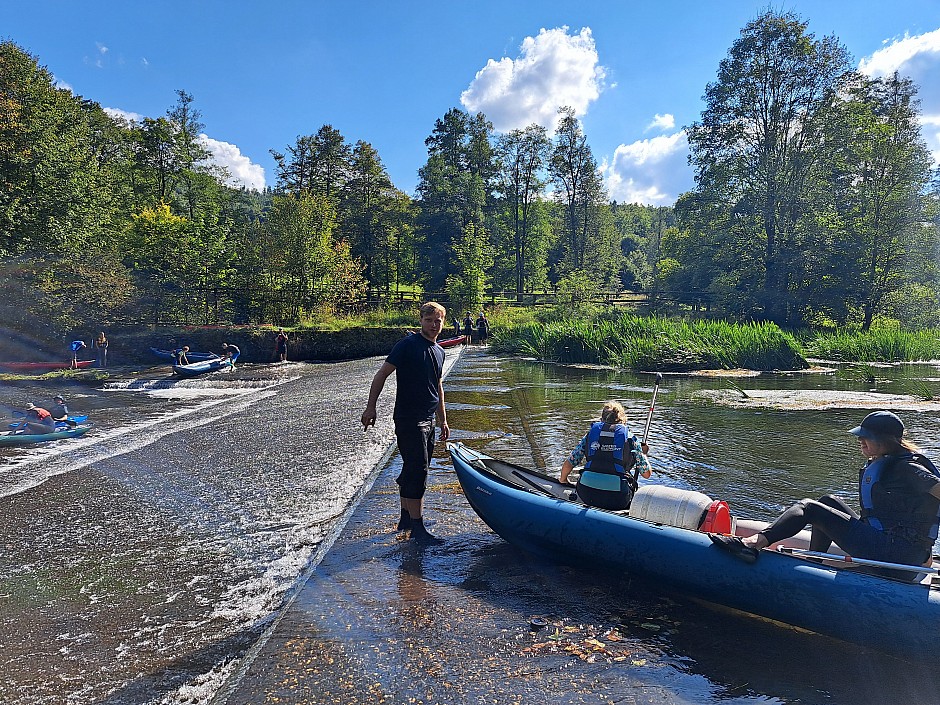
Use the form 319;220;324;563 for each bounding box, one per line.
3;1;940;205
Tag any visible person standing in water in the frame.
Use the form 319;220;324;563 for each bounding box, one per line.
361;302;449;544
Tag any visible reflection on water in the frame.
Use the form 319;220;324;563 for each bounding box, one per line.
439;349;940;704
2;350;939;704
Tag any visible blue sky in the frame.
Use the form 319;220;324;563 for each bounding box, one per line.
4;1;940;205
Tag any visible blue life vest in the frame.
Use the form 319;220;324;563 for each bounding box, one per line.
583;422;628;472
859;453;940;545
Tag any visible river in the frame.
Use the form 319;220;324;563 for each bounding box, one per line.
1;348;938;704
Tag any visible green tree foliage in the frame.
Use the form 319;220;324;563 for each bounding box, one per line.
686;11;851;324
549;107;620;285
0;42;112;256
807;73;936;329
445;222;492;311
341;140;418;294
262;194;365;320
417;108;496;290
494;124;551;298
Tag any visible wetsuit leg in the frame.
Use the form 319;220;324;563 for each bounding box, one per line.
760;498;856;548
809;495;859;552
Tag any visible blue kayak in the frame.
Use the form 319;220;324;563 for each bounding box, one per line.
150;347;220;363
448;441;940;662
172;353;238;377
0;424;91;446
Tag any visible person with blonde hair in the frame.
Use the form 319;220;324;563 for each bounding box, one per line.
362;301;449;544
713;411;940;569
560;400;650;510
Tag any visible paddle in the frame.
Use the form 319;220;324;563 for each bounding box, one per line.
634;372;662;482
776;546;939;575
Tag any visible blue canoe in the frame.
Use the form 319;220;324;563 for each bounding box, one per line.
151;347;220;363
448;441;940;662
172;353;238;377
0;424;92;446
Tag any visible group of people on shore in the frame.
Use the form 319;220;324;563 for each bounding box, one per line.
69;332;108;368
361;300;940;576
452;311;489;344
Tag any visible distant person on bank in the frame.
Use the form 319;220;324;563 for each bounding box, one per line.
69;340;86;369
462;312;473;342
274;329;288;362
221;342;240;365
476;312;489;343
361;301;449;544
93;332;108;368
175;346;191;365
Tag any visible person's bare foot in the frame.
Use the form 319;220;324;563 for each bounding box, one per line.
741;534;769;550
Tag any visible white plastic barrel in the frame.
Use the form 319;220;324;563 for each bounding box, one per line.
630;485;714;530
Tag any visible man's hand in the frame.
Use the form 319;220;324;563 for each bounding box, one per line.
439;422;449;443
361;408;377;431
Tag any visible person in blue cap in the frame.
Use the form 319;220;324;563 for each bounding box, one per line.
712;410;940;568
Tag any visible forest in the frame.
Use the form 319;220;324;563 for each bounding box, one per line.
1;9;938;339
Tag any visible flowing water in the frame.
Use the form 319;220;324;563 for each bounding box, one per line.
1;350;938;704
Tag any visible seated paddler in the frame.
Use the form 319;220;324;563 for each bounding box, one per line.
559;400;651;510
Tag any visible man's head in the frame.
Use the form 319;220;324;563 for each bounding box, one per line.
419;302;446;341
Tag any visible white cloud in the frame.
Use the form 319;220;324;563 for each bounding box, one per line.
54;78;73;93
103;108;265;190
859;28;940;168
602;131;693;206
96;42;109;55
198;134;266;191
645;113;675;132
859;28;940;78
103;107;145;124
921;114;940;166
460;26;606;132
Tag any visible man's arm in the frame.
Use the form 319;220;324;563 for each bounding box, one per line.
361;361;395;430
436;376;449;442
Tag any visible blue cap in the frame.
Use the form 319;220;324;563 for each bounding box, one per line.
849;411;904;441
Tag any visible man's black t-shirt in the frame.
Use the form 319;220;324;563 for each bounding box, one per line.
386;333;444;422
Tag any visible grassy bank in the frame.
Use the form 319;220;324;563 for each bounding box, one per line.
804;328;940;362
490;313;808;371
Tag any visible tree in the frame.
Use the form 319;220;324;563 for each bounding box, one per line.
416;108;496;290
342;140;393;289
686;10;851;324
272;125;351;203
810;73;936;329
261;194;364;321
445;222;492;311
495;124;551;298
550;106;607;275
0;42;111;256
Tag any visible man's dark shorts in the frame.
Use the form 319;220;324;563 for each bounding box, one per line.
395;420;435;499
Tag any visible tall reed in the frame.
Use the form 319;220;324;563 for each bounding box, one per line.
806;328;940;362
490;313;807;371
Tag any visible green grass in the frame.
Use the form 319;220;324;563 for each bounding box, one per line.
490;313;807;371
805;328;940;362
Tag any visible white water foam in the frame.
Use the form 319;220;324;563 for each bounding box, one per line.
0;379;292;499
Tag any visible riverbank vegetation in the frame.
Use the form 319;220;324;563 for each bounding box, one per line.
489;313;807;371
2;8;938;355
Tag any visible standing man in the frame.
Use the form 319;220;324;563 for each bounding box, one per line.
361;301;449;544
274;329;288;362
